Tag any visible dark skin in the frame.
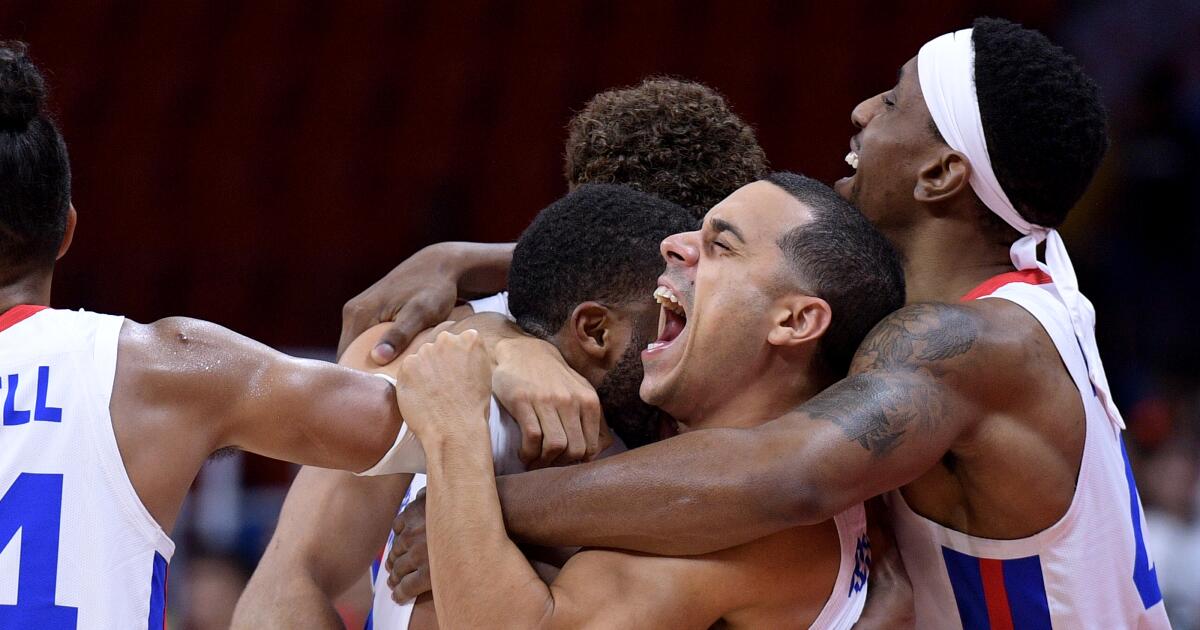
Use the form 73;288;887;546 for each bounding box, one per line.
383;55;1086;582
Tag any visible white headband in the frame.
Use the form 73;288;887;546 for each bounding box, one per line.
918;29;1125;430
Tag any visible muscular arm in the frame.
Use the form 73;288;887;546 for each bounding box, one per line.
233;467;409;629
492;303;989;554
110;317;406;529
233;322;438;629
423;402;738;629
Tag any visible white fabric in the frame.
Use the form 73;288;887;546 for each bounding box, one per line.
357;292;513;476
809;504;872;630
918;29;1124;431
0;309;175;629
888;281;1169;629
356;374;427;476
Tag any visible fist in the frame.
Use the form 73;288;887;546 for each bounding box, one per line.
395;329;493;438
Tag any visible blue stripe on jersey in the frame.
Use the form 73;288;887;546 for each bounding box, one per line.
942;547;990;629
1000;554;1052;630
364;609;374;630
148;552;168;630
1120;439;1163;609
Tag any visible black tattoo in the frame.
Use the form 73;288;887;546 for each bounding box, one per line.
803;303;980;456
854;303;981;371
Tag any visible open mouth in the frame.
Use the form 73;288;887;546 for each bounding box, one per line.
647;285;687;352
845;150;859;170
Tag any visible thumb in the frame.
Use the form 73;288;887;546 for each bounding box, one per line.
372;303;436;365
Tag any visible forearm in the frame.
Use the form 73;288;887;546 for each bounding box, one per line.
496;426;813;555
235;467;406;628
445;241;514;298
233;563;344;630
425;429;554;628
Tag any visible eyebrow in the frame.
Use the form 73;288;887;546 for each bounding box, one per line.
709;217;745;243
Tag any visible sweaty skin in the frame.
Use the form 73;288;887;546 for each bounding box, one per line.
388;57;1086;559
232;311;468;630
399;185;882;629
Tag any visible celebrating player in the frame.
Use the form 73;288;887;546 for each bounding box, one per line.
375;17;1169;629
394;173;904;629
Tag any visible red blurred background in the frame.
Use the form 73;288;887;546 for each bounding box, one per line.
5;1;1199;627
4;0;1057;347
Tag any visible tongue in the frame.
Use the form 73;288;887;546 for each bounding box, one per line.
658;309;685;343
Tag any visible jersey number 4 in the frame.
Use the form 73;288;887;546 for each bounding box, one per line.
0;473;78;628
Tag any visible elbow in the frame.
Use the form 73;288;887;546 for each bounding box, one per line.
743;466;836;528
736;428;839;528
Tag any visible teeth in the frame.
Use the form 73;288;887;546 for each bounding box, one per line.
845;151;859;170
653;286;685;315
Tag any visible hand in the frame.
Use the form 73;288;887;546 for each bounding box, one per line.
338;243;461;364
386;491;432;602
395;330;493;439
492;335;610;469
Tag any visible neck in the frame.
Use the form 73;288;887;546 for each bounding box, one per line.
0;270;53;314
885;214;1014;304
682;357;821;431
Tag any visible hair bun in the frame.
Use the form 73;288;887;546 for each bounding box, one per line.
0;42;46;131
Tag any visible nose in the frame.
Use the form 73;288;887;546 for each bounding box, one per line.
661;230;699;268
850;93;880;130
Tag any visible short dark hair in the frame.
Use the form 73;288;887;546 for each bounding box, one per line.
564;77;768;218
972;17;1108;229
766;172;906;378
508;183;695;339
0;42;71;280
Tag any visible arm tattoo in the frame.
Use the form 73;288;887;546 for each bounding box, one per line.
803;304;980;456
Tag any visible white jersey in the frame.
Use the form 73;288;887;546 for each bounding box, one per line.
0;307;174;630
888;272;1171;629
368;293;870;630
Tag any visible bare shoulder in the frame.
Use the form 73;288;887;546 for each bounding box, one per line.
851;300;1053;393
116;316;280;408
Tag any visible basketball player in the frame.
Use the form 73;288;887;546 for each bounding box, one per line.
236;184;694;629
391;173;904;629
380;18;1170;628
0;42;575;629
235;77;771;629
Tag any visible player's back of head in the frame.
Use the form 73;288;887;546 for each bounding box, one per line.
564;77;767;217
508;183;695;340
766;172;906;378
0;41;71;282
971;17;1107;230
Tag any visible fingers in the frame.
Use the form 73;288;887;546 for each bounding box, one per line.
530;402;568;469
338;298;381;359
372;299;442;365
392;566;432;603
510;400;543;466
594;419;615;458
578;387;604;460
555;402;588;466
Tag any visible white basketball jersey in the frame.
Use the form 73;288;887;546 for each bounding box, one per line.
0;306;175;630
888;272;1171;629
367;293;870;629
810;503;871;629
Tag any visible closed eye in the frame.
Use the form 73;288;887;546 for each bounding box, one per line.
712;240;731;251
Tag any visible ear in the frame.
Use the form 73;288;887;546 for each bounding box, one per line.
766;294;831;349
914;149;972;206
568;301;614;361
56;203;77;261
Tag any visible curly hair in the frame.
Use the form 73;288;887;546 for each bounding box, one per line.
972;17;1108;229
563;77;768;218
